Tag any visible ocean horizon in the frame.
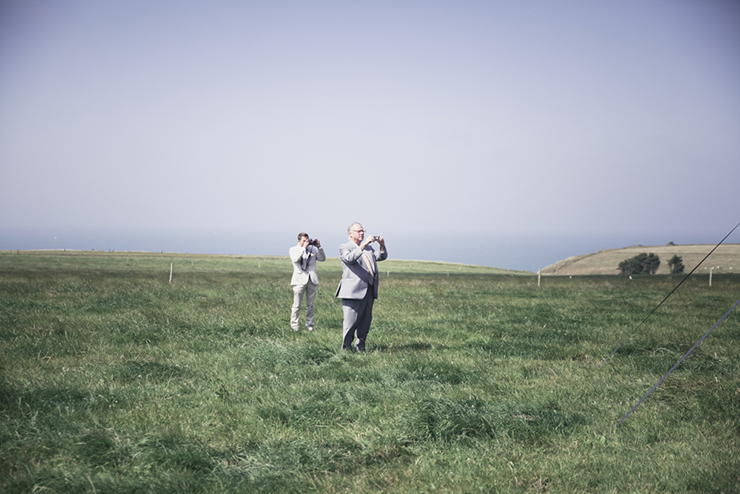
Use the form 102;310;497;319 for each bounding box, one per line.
3;226;727;273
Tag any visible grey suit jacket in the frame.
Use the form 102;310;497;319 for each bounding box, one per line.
289;244;325;286
335;241;388;300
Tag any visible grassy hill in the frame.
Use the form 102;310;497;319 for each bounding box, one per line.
541;243;740;276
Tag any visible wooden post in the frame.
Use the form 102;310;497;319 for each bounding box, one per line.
709;267;713;287
538;268;541;287
169;263;173;284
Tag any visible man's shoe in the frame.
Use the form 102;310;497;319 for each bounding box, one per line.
307;326;314;331
292;326;300;332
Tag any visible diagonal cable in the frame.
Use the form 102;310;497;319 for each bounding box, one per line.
616;297;740;427
600;220;740;367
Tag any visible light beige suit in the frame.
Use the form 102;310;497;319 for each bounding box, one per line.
289;244;326;330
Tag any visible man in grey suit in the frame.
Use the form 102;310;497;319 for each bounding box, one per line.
335;222;387;351
289;232;326;331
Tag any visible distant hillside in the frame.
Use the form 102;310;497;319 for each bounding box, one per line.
541;243;740;276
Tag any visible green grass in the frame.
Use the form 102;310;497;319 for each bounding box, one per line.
1;252;739;492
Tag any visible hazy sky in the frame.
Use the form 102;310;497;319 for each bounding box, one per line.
1;0;738;269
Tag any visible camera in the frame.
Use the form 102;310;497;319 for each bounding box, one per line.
308;239;318;246
371;235;379;242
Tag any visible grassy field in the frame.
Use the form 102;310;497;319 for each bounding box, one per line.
542;244;740;276
1;251;739;493
0;250;529;276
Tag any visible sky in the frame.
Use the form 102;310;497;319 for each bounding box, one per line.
1;0;739;270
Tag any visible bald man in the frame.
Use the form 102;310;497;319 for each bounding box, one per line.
335;222;387;351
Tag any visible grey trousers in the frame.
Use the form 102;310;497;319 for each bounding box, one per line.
341;290;375;351
291;282;317;329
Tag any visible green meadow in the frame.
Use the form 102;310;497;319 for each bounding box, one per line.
1;251;739;493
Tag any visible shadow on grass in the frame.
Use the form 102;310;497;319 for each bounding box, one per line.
392;359;474;385
617;344;735;376
408;396;587;444
466;338;565;360
0;380;130;428
371;341;448;352
113;360;193;383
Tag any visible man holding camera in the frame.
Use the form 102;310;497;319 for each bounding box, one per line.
289;233;326;331
335;222;387;351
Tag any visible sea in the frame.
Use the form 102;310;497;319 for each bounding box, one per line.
2;227;725;272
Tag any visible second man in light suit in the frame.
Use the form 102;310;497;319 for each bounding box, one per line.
289;233;326;331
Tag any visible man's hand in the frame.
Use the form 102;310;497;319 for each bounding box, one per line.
313;239;321;248
361;235;382;250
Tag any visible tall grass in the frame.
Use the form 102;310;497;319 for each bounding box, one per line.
1;252;738;492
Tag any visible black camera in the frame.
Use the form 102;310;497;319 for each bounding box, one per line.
308;239;317;246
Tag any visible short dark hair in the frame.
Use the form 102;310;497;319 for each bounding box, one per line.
298;232;309;241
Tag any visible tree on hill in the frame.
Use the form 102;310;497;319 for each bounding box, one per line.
618;253;660;275
668;255;685;274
